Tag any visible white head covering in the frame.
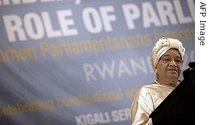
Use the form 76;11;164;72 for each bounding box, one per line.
151;37;185;70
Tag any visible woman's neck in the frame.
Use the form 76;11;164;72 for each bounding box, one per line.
156;79;178;87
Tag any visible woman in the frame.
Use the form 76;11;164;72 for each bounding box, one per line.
131;37;185;125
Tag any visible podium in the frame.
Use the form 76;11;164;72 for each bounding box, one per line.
149;62;195;125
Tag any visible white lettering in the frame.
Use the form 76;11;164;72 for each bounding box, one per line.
42;12;62;37
3;15;27;42
83;58;150;82
118;60;132;77
142;2;161;28
156;1;178;25
94;61;115;80
75;112;111;125
83;7;103;33
99;6;116;32
174;0;192;24
122;3;140;30
24;13;45;39
83;63;97;82
0;0;37;5
83;6;116;33
57;10;78;36
111;109;130;122
3;10;78;42
130;58;147;75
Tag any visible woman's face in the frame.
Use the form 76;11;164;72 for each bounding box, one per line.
156;49;183;84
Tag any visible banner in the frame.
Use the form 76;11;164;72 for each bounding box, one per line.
0;0;194;125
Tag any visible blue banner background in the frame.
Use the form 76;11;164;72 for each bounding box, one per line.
0;0;194;125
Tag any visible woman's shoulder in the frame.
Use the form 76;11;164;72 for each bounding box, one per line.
135;82;166;98
138;82;157;92
131;83;155;99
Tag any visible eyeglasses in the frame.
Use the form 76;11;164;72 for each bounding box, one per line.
160;57;183;64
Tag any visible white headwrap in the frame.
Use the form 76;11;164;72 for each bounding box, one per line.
151;37;185;70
